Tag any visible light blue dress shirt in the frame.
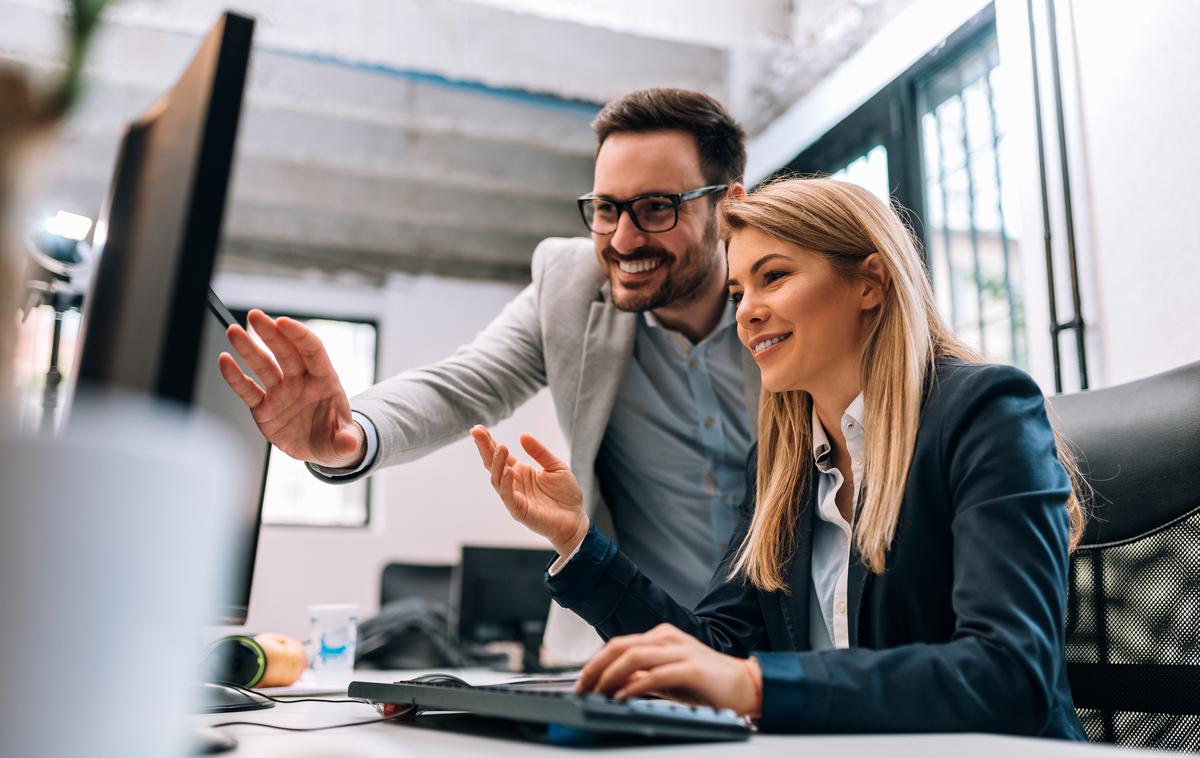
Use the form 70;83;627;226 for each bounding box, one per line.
808;393;865;651
593;303;753;610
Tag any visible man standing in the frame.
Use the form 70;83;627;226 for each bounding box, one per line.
218;89;759;661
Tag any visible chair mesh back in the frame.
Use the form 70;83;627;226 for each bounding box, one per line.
1051;360;1200;751
1066;506;1200;749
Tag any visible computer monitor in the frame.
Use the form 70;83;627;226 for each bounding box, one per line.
74;10;258;623
69;12;266;727
76;11;252;407
457;546;556;672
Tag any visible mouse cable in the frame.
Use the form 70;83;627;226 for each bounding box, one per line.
209;703;415;732
207;683;414;731
216;681;365;705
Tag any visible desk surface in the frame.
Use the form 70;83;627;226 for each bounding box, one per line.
196;671;1152;758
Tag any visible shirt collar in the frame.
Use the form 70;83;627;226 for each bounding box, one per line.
642;298;737;338
811;392;866;465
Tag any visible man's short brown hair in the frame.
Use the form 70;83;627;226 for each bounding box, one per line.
591;88;746;187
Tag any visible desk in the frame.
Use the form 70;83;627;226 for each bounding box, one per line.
195;671;1156;758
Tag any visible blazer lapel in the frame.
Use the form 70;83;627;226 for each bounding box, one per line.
777;478;817;650
846;549;872;647
568;295;636;518
847;486;872;646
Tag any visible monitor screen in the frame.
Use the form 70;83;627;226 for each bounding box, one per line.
457;546;556;644
76;11;253;405
71;12;262;624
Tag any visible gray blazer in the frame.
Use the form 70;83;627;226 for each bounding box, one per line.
349;236;761;660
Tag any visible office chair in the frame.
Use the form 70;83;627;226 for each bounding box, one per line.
1049;360;1200;750
379;562;454;607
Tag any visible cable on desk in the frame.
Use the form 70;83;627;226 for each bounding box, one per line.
218;681;365;705
209;707;414;733
208;683;416;732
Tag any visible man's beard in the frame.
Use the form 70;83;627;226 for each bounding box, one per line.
605;214;719;313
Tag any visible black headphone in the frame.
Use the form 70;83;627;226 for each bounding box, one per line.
202;635;270;687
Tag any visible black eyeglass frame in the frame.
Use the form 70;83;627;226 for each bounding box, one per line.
576;184;729;234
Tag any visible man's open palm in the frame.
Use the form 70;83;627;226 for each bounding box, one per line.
217;309;364;469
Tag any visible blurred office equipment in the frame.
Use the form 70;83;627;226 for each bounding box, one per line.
458;546;557;673
360;548;557;672
19;219;93;433
359;562;461;668
1052;360;1200;751
380;562;455;608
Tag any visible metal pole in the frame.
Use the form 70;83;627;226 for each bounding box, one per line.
1027;0;1064;393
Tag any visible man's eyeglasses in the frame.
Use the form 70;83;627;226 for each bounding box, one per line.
577;184;728;234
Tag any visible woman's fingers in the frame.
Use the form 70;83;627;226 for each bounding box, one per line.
593;644;687;697
470;426;496;469
576;632;648;693
490;443;508;491
576;624;688;694
217;352;266;408
499;466;525;519
520;433;567;472
614;662;695;701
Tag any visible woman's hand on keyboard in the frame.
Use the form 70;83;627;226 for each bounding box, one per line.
470;426;589;557
575;623;762;718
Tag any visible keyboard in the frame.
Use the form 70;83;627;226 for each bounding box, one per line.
347;678;751;742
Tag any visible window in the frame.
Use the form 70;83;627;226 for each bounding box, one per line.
917;33;1026;367
240;313;379;527
831;144;890;204
782;6;1086;383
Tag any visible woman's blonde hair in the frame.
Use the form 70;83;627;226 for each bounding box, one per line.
721;177;1085;589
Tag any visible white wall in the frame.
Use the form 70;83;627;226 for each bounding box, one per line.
1064;0;1200;386
211;269;567;638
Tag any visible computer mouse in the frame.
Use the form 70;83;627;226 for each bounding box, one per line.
410;673;471;687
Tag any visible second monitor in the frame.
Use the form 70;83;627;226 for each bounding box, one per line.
457;546;556;672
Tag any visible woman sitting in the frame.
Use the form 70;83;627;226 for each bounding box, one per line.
470;177;1086;738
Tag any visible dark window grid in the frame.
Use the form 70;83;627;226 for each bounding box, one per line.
918;35;1025;367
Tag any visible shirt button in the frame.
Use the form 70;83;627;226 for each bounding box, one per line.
845;420;856;429
704;416;716;428
704;471;717;495
835;600;847;615
689;357;700;370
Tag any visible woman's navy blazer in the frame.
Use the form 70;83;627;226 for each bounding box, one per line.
547;359;1086;739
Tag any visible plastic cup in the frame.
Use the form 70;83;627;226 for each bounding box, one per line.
308;603;358;671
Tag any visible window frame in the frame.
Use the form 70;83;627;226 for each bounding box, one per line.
781;5;998;252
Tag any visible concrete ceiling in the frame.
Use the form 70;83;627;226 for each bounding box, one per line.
0;0;913;283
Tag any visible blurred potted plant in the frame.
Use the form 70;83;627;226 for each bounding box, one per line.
0;0;110;423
